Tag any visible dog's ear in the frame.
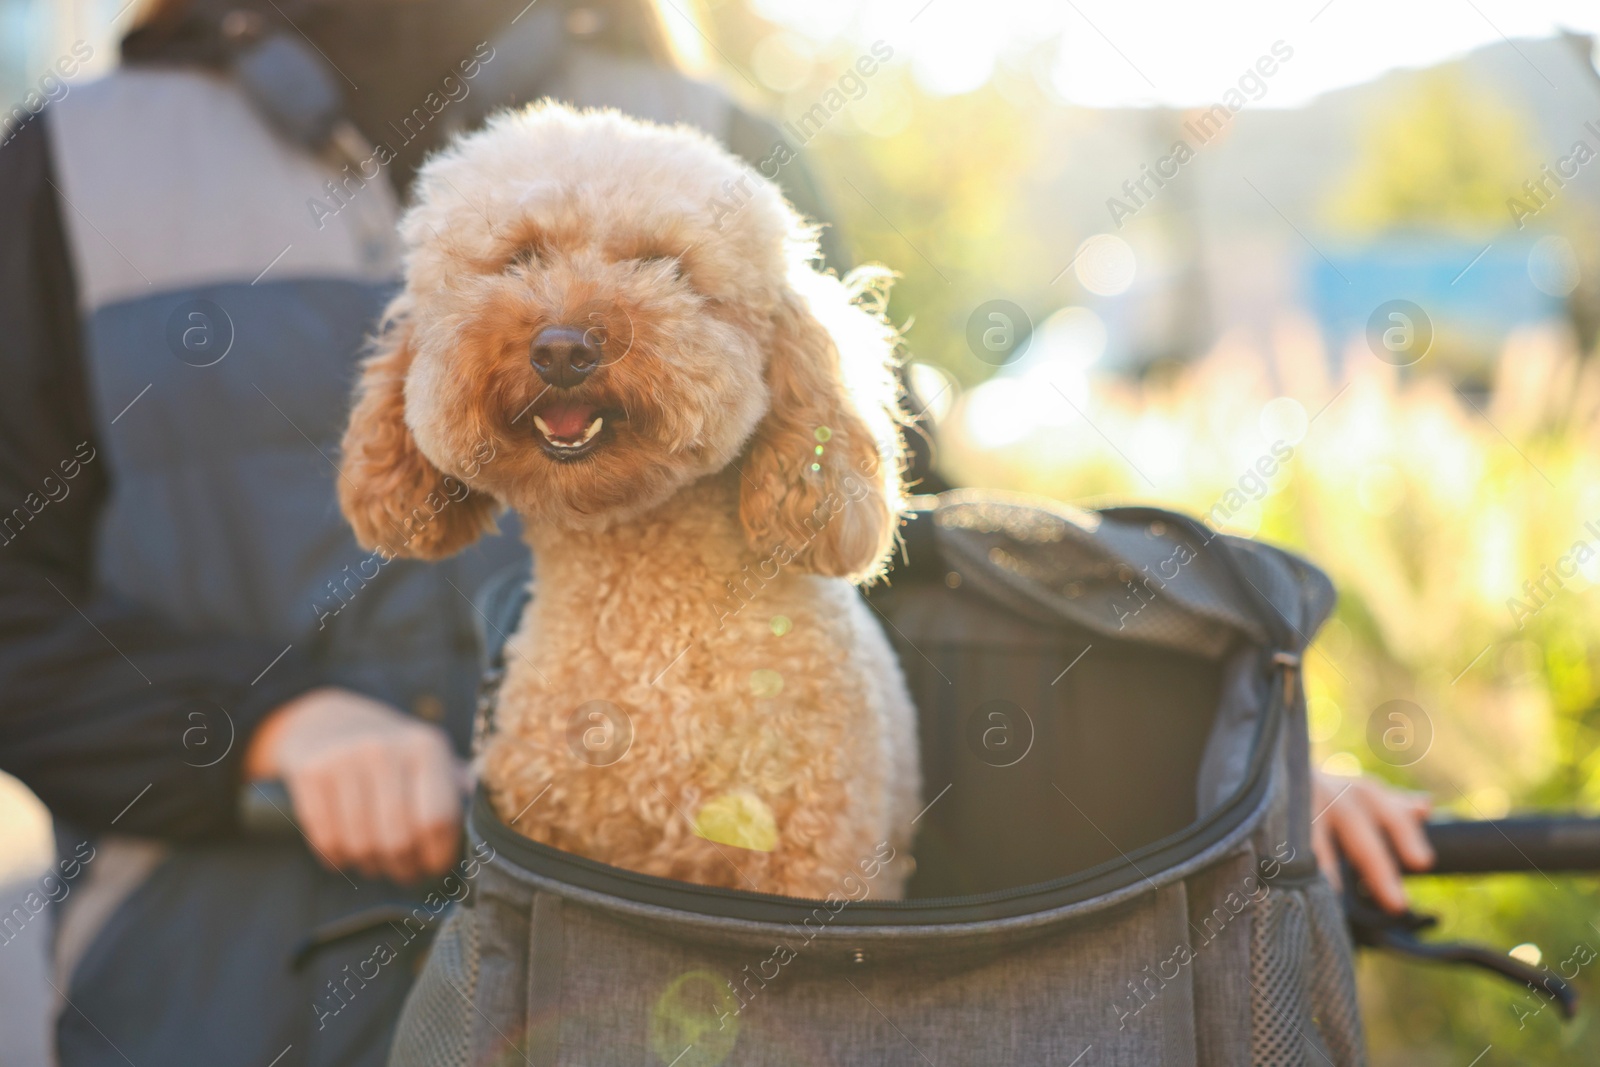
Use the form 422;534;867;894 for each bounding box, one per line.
338;299;499;560
739;269;903;580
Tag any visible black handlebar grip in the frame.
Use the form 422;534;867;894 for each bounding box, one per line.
238;780;300;837
1424;817;1600;875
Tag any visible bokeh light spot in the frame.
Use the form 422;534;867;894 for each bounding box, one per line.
650;970;739;1067
750;669;784;697
1529;235;1580;296
750;32;815;93
1307;697;1342;744
1321;752;1363;777
1259;396;1309;447
1073;234;1137;296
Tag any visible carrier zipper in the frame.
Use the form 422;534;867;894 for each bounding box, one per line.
472;676;1287;925
1272;650;1301;705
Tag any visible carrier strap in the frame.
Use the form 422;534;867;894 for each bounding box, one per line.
470;561;535;755
1156;881;1199;1067
527;891;566;1066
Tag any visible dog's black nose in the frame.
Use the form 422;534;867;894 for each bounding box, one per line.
530;325;600;389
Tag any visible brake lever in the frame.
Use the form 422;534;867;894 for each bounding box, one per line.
1340;859;1578;1020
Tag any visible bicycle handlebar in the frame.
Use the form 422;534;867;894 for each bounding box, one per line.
242;779;1600;878
1421;817;1600;875
1353;816;1600;1022
239;780;298;837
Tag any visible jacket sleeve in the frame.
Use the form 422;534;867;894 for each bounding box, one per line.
0;114;325;839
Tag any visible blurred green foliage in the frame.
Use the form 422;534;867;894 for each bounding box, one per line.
699;0;1071;385
1323;68;1540;237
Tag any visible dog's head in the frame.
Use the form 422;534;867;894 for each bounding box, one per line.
338;103;904;580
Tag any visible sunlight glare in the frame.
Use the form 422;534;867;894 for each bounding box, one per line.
747;0;1600;107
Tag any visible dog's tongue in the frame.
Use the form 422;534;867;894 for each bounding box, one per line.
539;403;596;439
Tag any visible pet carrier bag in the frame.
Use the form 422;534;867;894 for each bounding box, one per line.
389;490;1365;1067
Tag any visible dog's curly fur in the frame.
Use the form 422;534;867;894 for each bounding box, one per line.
338;103;921;899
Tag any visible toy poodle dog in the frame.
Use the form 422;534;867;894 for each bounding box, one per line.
337;103;920;899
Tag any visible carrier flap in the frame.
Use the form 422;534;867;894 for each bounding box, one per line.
918;489;1335;660
470;493;1337;670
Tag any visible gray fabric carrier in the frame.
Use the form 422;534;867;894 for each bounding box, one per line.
390;493;1367;1067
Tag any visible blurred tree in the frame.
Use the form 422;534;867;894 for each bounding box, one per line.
1324;67;1538;236
823;81;1048;384
692;0;1067;386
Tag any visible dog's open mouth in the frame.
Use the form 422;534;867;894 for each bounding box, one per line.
531;401;622;461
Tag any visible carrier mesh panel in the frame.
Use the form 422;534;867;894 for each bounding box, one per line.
1304;881;1367;1066
1250;888;1312;1067
1250;884;1367;1067
388;907;478;1067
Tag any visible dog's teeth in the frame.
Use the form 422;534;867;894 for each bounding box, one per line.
534;412;601;449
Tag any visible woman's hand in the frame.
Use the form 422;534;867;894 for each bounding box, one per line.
243;687;463;884
1310;769;1434;913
